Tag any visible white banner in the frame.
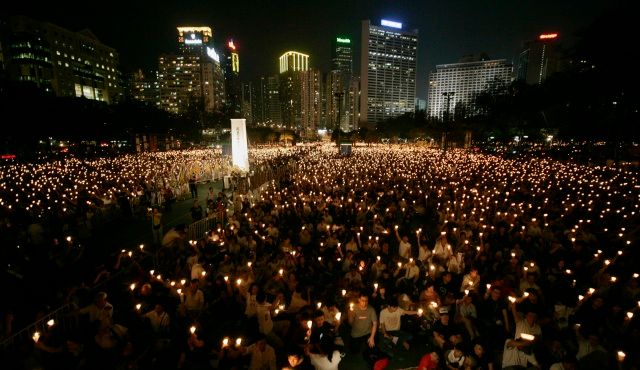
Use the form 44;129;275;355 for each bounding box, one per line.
231;119;249;171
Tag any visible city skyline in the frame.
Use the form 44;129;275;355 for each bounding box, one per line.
4;0;619;99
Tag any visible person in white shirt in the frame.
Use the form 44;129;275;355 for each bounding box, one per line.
255;291;289;349
502;304;541;369
395;227;412;260
379;299;418;350
77;291;113;327
309;335;344;370
182;279;204;314
433;232;453;262
144;303;170;335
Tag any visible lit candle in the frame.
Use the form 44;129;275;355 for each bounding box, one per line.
222;337;229;347
520;333;535;341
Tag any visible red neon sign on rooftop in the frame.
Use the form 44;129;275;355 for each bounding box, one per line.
228;40;236;50
539;33;558;40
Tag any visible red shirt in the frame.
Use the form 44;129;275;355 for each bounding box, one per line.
418;354;438;370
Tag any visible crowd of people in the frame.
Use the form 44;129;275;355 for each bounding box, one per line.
0;149;234;334
2;144;639;370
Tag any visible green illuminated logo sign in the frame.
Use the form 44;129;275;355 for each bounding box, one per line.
336;37;351;44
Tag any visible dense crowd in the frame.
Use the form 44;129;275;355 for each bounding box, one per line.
2;145;639;370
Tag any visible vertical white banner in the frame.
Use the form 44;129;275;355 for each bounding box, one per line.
231;118;249;171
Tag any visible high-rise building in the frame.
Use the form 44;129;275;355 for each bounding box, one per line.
327;36;355;132
0;15;122;103
224;39;241;117
426;59;512;119
278;51;310;131
300;68;322;137
279;51;309;74
345;76;360;132
517;33;559;85
332;37;352;89
324;70;342;130
129;69;159;107
360;19;418;124
158;26;225;114
266;75;281;126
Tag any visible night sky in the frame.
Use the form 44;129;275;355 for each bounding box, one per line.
5;0;620;98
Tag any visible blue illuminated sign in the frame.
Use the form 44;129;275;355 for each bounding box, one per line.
381;19;402;29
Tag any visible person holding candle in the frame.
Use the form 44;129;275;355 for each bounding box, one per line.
502;303;542;369
255;291;289;349
395;227;412;261
348;291;377;354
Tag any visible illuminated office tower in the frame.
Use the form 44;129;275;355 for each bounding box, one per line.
224;39;241;117
279;51;309;73
332;36;352;89
427;58;512;119
360;19;418;124
517;33;559;85
278;51;309;130
158;26;225;114
0;15;122;103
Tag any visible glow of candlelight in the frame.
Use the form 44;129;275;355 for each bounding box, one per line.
520;333;535;341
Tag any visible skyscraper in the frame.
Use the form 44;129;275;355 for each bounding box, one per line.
332;37;352;89
327;37;355;132
158;26;225;114
279;51;309;73
224;39;241;117
278;51;309;131
360;19;418;124
517;33;559;85
426;58;512;119
300;68;322;137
